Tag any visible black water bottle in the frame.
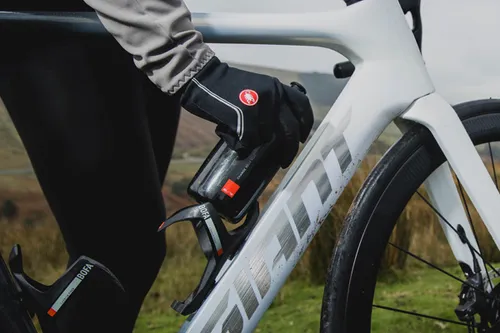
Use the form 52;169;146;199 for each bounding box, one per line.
187;82;307;223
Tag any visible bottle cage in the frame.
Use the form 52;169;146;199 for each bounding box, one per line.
4;199;259;321
157;201;260;315
7;245;126;333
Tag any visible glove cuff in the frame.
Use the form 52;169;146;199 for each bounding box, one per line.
179;56;222;100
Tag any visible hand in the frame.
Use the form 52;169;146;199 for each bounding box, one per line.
179;56;314;168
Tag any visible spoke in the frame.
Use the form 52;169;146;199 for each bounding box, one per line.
456;179;494;291
372;304;470;327
488;143;499;190
388;242;494;300
468;320;473;333
417;191;500;278
486;143;499;292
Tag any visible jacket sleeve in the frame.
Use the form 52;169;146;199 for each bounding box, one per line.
83;0;215;95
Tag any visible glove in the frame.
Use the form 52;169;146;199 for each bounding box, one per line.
179;56;314;168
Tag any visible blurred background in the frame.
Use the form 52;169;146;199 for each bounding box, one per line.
1;0;500;332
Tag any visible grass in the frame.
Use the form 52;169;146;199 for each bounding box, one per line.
2;136;500;332
134;278;324;333
2;158;499;329
165;163;203;183
133;263;469;333
372;264;466;333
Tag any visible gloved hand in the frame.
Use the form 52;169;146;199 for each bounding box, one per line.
180;56;314;168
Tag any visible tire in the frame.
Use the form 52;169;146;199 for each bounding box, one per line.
320;99;500;332
0;252;37;333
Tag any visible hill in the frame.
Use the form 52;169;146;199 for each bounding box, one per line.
0;60;413;172
229;62;346;120
172;61;352;156
226;62;402;148
173;109;218;157
0;99;29;169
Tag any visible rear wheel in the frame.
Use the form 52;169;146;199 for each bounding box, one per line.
320;99;500;332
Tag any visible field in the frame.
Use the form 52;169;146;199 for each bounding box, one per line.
135;263;469;333
2;152;499;332
1;65;500;332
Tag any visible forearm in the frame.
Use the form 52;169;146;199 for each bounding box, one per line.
83;0;215;95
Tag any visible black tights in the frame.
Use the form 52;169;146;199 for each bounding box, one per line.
0;32;179;331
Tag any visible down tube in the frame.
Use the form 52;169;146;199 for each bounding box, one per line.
180;80;398;333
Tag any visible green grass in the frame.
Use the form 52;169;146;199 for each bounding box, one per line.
166;163;202;182
372;265;465;333
134;264;469;333
134;280;324;333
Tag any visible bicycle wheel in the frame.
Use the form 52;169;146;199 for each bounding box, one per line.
0;252;37;333
320;99;500;333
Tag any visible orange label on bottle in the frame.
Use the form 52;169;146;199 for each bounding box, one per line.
221;179;240;198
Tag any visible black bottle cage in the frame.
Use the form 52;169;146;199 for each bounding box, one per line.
7;244;126;333
157;201;260;315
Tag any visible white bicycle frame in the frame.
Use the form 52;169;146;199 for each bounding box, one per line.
2;0;500;331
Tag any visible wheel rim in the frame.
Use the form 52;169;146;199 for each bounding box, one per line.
345;139;500;332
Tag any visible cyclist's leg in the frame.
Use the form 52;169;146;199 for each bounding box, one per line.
0;33;179;331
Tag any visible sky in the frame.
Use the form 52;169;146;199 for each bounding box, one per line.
183;0;500;104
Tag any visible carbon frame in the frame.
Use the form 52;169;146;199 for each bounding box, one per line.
2;0;500;331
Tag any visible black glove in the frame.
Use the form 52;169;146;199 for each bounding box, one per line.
180;56;314;168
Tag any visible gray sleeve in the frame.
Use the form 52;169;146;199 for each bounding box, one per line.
83;0;215;95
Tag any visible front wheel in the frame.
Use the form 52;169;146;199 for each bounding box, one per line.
320;99;500;333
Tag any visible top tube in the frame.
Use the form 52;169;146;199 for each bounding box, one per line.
347;0;420;14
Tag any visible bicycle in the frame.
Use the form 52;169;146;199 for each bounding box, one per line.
2;0;500;332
